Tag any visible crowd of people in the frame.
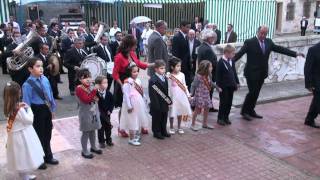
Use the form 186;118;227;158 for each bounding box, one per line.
2;15;320;180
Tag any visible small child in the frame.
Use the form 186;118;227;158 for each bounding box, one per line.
190;60;221;131
167;57;192;134
120;64;149;146
4;81;44;180
216;44;240;126
95;75;114;148
149;60;172;139
75;68;102;159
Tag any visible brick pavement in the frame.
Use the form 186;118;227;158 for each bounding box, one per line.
0;96;319;179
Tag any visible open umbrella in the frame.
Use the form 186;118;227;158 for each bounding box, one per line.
130;16;152;24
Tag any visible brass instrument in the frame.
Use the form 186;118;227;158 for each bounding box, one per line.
48;36;60;76
7;30;39;71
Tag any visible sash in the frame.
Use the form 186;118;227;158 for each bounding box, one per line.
202;76;212;92
169;74;187;94
133;81;144;97
152;84;172;105
27;79;51;109
7;104;25;133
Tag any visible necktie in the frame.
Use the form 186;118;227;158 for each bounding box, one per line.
37;78;50;103
228;59;232;67
260;40;265;54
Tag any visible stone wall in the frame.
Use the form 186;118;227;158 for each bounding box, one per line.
213;35;320;86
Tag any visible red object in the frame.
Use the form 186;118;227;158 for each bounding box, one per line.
75;84;97;104
118;128;129;138
141;128;148;135
112;51;148;81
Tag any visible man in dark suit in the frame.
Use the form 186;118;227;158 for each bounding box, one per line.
61;29;75;56
191;16;200;31
31;26;52;55
172;20;192;87
36;43;62;100
85;26;97;51
110;31;122;57
128;23;142;58
197;29;219;112
93;35;113;90
234;25;304;121
304;42;320;128
225;24;237;43
300;16;308;36
188;29;201;77
64;38;88;95
213;24;221;45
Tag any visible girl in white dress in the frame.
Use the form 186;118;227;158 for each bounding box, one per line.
120;64;149;146
167;57;192;134
3;81;44;180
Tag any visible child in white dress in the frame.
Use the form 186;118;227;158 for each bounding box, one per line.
120;64;149;146
167;57;192;134
4;81;44;180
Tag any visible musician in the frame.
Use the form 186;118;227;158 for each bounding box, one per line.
48;23;61;38
110;31;122;57
32;26;52;55
2;31;30;86
64;38;88;95
85;26;97;51
48;22;65;76
0;23;10;74
93;35;113;90
61;29;75;56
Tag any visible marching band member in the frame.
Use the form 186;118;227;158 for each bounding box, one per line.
31;26;52;55
85;26;97;51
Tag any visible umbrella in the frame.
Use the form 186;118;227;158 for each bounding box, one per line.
130;16;152;24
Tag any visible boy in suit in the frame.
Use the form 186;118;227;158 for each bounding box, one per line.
216;44;240;126
149;60;172;139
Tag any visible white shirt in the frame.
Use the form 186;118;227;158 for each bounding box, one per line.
222;55;232;70
226;31;232;42
189;39;194;57
302;20;306;27
98;89;106;99
7;21;20;32
141;29;154;45
156;73;165;82
179;30;187;39
100;43;112;62
109;27;121;41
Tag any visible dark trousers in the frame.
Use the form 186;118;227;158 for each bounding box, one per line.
1;55;7;74
106;74;113;91
218;87;235;120
67;69;76;92
301;28;306;36
306;90;320;123
241;77;265;115
151;110;168;136
98;115;112;144
31;104;53;161
47;74;59;98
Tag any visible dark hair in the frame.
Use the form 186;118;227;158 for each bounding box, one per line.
51;22;58;28
168;56;181;73
95;75;107;85
77;68;91;80
228;23;233;28
27;57;42;69
114;31;122;36
0;23;6;29
39;43;49;50
3;81;20;117
154;59;166;69
126;64;139;77
67;28;74;33
197;60;212;76
155;20;166;29
180;20;191;27
117;34;136;57
100;34;108;40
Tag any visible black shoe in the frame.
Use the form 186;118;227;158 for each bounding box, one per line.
99;143;106;149
225;119;232;125
54;96;63;100
70;91;75;96
90;148;103;154
38;163;47;170
241;113;252;121
209;108;219;112
217;119;226;126
304;121;320;128
45;158;59;165
162;133;171;138
153;134;165;139
106;141;114;146
250;112;263;119
81;152;94;159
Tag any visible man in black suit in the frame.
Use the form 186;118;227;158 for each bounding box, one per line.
85;26;97;51
225;24;237;43
304;42;320;128
31;26;52;55
36;43;62;100
172;20;192;87
197;29;218;112
234;25;304;121
213;24;221;45
110;31;122;57
61;29;75;56
187;29;201;77
300;16;308;36
64;38;88;95
128;23;142;58
191;16;200;31
93;35;113;90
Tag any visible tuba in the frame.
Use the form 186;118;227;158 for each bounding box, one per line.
47;36;60;76
7;31;39;71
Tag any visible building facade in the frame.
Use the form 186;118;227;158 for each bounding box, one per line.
0;0;10;24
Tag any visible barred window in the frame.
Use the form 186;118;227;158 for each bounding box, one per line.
286;2;295;21
303;1;311;18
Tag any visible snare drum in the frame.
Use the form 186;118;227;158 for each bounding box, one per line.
80;54;107;80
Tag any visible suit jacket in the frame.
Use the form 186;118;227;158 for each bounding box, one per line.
85;33;96;49
48;30;61;38
172;31;191;73
93;44;113;62
214;29;221;45
148;31;169;74
110;41;120;57
36;53;50;77
305;42;320;91
64;47;88;72
148;74;170;113
97;90;114;118
61;37;74;54
190;39;201;62
224;31;237;43
31;36;52;55
128;28;142;42
301;20;308;29
234;37;297;80
197;42;217;80
216;58;239;89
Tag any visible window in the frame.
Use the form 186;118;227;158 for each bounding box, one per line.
286;2;295;21
303;1;311;18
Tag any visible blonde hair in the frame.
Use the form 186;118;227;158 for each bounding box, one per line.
197;60;212;76
3;81;20;117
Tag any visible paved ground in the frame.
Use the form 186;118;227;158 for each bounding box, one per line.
0;96;320;179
